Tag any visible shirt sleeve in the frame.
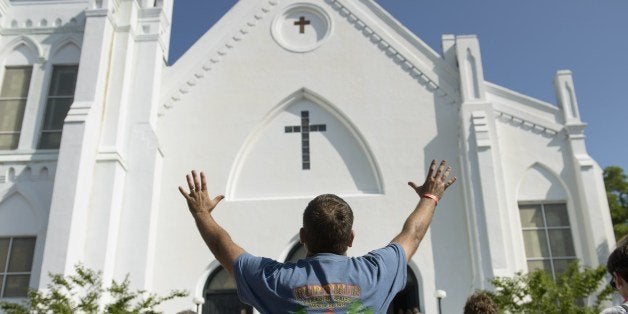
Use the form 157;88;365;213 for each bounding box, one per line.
365;243;408;306
233;253;277;308
601;305;628;314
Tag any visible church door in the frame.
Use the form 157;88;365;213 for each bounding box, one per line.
202;266;253;314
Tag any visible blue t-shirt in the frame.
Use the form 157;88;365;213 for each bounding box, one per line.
234;243;407;313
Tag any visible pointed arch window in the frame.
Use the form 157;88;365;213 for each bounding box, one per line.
202;266;252;314
0;66;32;150
519;202;576;279
38;65;78;149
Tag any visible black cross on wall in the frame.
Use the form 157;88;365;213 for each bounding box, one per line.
284;110;326;170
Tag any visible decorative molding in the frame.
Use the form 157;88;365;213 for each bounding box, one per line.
0;164;56;183
48;34;83;60
159;0;460;117
471;111;491;148
494;110;559;138
96;149;128;169
65;101;92;123
1;15;85;35
0;151;59;162
0;34;44;61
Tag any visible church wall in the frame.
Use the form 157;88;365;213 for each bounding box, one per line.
154;1;471;312
494;104;595;269
0;0;87;294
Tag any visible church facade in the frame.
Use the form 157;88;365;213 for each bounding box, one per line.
0;0;615;312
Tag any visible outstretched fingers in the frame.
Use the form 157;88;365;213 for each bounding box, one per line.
408;181;420;190
441;166;452;180
178;186;190;199
201;171;208;192
192;170;201;192
213;195;226;204
186;174;194;192
426;159;437;179
445;176;457;189
434;160;446;179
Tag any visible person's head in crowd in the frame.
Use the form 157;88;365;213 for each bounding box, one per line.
463;292;497;314
617;234;628;248
608;244;628;298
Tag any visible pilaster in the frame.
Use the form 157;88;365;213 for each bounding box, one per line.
107;1;169;290
39;7;114;282
441;34;456;68
554;70;615;264
456;35;517;287
455;35;486;103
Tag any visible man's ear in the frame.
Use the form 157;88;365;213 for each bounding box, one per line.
348;230;355;247
299;227;305;244
616;272;625;288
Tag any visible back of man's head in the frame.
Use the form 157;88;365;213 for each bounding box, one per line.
302;194;353;255
463;292;497;314
608;244;628;282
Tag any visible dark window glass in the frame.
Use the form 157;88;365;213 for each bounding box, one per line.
0;67;32;150
38;65;78;149
203;266;252;314
388;267;420;313
0;237;36;298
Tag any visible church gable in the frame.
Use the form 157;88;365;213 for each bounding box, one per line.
160;0;462;116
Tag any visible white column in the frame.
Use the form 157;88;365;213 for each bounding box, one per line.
554;70;615;265
39;7;113;283
111;4;169;289
456;35;517;288
18;59;46;149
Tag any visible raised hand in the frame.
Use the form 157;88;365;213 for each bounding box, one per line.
178;170;225;215
408;160;457;200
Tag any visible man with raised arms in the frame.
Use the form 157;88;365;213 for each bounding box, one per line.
179;159;456;313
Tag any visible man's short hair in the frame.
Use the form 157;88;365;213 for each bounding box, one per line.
607;244;628;282
463;292;497;314
302;194;353;255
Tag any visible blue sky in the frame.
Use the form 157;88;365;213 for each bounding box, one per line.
168;1;628;171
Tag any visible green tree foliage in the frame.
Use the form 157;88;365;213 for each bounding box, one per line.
0;264;187;314
485;262;613;314
604;166;628;240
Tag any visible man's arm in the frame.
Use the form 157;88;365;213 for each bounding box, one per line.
178;170;245;275
392;160;456;261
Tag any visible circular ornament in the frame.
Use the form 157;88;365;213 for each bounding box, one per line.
271;3;332;53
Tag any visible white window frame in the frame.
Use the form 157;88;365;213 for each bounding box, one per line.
519;202;577;280
0;66;33;150
0;236;36;298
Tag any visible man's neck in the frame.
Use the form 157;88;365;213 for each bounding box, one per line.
306;251;347;257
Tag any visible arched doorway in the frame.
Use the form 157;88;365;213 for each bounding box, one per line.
286;242;307;263
387;267;420;313
202;266;253;314
285;243;421;312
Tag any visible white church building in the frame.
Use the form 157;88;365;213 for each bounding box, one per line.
0;0;616;312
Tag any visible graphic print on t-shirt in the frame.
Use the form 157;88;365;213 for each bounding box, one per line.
293;283;374;312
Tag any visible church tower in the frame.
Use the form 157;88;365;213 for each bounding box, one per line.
0;0;174;296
